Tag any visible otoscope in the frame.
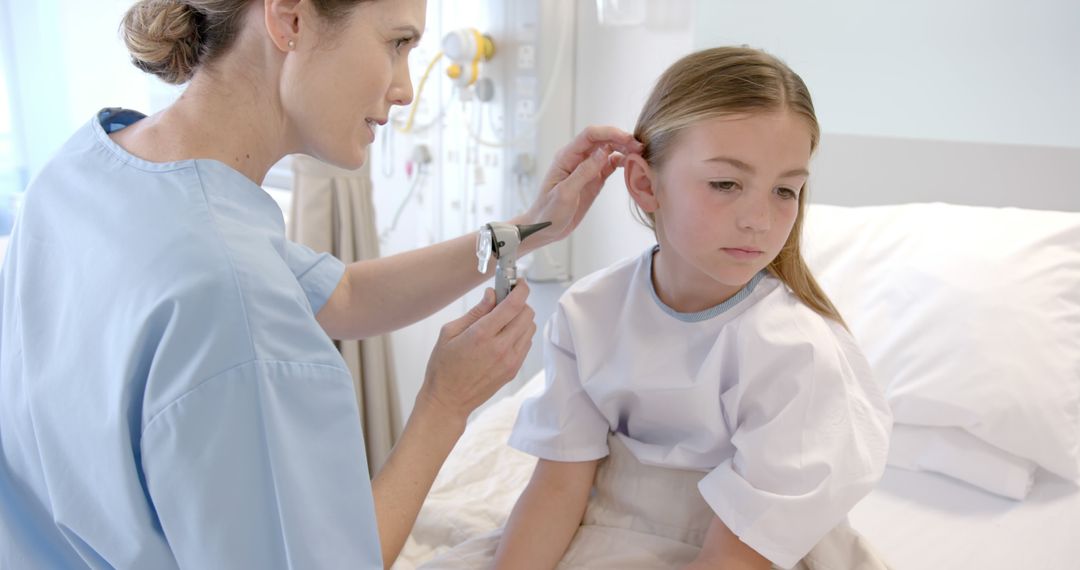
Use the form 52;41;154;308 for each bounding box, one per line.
476;221;552;303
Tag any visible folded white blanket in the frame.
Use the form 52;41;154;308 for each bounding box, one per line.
887;424;1037;500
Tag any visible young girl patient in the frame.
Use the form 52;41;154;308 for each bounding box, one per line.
424;46;893;570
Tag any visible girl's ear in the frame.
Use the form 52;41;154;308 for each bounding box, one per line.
624;154;660;213
265;0;304;52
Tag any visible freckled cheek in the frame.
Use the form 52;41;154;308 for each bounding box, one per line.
773;208;799;247
675;214;716;250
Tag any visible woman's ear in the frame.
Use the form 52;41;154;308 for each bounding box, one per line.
624;154;660;213
265;0;304;52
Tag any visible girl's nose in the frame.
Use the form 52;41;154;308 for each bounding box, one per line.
736;192;771;232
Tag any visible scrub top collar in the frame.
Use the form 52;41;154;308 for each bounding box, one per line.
93;107;280;220
98;107;146;134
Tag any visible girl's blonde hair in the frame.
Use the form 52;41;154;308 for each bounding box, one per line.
633;46;846;327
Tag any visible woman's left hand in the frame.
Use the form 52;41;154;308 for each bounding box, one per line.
514;125;642;250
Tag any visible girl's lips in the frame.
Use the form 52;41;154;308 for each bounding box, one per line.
722;247;763;260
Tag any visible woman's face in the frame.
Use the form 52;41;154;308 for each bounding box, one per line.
281;0;426;168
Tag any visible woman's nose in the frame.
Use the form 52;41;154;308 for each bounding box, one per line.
389;64;414;107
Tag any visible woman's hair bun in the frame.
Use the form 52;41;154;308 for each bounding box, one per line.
120;0;202;85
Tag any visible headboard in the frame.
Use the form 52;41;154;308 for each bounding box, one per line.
810;134;1080;211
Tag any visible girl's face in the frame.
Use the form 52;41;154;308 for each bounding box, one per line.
630;111;812;308
280;0;426;168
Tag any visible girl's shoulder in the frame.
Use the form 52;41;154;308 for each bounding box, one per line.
726;276;891;437
738;276;850;340
557;248;650;312
731;276;868;373
565;249;646;293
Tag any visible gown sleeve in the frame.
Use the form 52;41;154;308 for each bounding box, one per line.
698;295;892;569
507;303;612;462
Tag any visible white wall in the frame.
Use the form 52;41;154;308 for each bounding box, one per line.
694;0;1080;149
569;0;695;279
4;0;175;179
810;133;1080;210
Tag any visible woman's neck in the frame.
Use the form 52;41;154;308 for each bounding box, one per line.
109;54;293;185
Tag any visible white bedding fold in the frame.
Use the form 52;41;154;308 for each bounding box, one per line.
887;424;1036;500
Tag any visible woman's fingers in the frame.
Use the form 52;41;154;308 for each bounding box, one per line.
558;145;611;198
466;280;530;339
510;321;535;367
484;284;535;360
551;126;641;179
571;125;642;156
421;281;537;420
439;288;496;339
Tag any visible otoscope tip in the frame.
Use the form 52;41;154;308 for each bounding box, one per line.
517;221;552;242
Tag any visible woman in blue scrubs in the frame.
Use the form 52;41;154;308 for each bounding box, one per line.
0;0;639;567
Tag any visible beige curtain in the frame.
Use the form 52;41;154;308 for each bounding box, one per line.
289;155;402;474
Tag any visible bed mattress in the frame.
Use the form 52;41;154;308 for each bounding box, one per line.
850;466;1080;570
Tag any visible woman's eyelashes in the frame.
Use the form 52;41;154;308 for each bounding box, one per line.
393;36;416;52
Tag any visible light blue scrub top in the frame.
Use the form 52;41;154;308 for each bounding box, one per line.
0;109;382;568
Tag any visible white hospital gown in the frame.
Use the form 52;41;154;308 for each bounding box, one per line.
508;246;892;568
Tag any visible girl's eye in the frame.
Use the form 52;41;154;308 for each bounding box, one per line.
394;37;414;50
776;187;799;200
709;180;738;191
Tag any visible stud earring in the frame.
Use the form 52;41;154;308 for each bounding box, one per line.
288;39;296;49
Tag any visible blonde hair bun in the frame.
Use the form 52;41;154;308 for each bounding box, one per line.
120;0;202;85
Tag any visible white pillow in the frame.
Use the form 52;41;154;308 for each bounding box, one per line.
887;424;1036;500
802;203;1080;482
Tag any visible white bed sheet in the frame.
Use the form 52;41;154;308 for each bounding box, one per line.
850;466;1080;570
395;373;1080;570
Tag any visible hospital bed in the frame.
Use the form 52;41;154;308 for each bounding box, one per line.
392;135;1080;570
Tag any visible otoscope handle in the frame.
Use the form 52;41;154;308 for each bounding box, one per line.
484;220;549;304
495;257;515;303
